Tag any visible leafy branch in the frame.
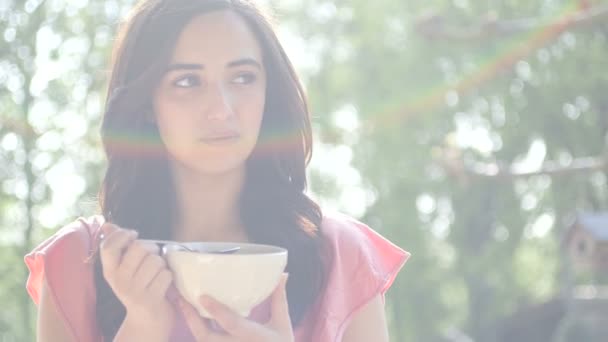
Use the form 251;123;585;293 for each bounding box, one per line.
414;3;608;41
438;152;607;181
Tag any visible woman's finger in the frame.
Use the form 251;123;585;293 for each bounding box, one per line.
146;269;173;298
267;273;292;332
132;254;167;291
200;295;265;339
118;240;149;279
99;224;138;273
178;297;214;341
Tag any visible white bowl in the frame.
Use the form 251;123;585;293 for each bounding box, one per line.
161;241;287;318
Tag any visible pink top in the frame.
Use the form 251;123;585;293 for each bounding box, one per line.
25;211;410;342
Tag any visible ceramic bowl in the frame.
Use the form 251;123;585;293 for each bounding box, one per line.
161;241;287;318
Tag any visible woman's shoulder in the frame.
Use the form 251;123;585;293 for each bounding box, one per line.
25;215;104;341
304;210;409;341
318;209;410;285
321;210;409;255
25;214;105;304
319;210;367;238
27;213;104;256
56;214;105;243
27;214;104;256
319;210;403;253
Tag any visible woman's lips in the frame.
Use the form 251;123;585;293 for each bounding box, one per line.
200;132;240;145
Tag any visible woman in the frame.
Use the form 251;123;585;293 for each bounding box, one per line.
25;0;409;341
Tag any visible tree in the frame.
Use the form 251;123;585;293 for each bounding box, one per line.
2;0;607;340
280;0;607;340
0;0;128;339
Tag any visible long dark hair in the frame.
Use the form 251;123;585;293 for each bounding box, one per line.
95;0;327;339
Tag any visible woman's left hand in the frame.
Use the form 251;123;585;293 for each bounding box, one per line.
178;274;294;342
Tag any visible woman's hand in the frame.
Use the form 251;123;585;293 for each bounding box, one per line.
99;223;176;340
179;274;294;342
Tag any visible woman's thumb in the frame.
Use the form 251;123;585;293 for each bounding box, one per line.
269;273;291;329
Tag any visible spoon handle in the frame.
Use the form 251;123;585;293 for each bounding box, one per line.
157;242;241;255
213;246;241;254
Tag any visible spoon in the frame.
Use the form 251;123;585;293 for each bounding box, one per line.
98;234;242;255
154;241;241;255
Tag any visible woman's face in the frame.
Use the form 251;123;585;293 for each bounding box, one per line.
153;10;267;176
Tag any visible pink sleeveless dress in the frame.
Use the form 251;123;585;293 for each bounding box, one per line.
25;211;409;341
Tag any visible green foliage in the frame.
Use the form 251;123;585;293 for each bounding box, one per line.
1;0;133;339
283;0;607;340
1;0;606;340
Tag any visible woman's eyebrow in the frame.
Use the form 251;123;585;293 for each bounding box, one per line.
165;58;263;72
166;63;203;72
227;58;263;70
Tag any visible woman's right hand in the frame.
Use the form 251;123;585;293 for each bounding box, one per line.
99;223;176;340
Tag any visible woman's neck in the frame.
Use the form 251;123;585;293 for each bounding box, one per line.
169;164;249;243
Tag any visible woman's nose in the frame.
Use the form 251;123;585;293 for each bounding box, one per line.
204;83;235;121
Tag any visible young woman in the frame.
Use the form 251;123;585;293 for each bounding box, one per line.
25;0;410;341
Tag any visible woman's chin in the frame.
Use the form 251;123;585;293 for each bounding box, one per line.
180;159;248;179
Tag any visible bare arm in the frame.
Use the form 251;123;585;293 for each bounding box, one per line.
342;294;390;342
37;278;75;342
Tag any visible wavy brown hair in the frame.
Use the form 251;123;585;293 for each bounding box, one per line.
95;0;327;339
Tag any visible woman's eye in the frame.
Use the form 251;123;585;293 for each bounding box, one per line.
233;73;257;85
172;74;200;88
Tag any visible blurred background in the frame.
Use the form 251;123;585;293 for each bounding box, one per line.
1;0;608;341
